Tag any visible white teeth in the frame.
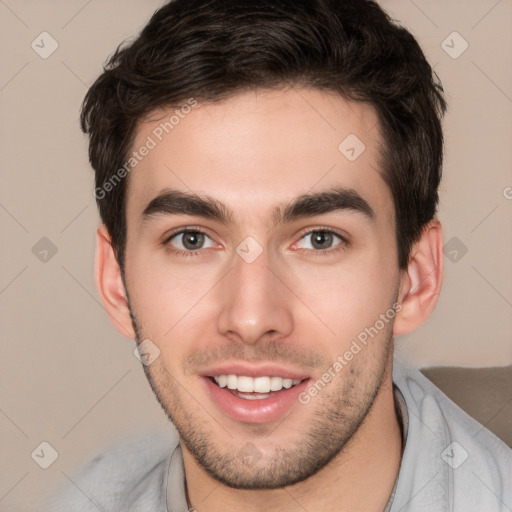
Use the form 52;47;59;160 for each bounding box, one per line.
253;376;271;393
282;378;293;389
237;376;254;392
269;376;283;391
213;375;302;393
226;374;237;389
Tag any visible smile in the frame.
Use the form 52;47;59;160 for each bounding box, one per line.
204;373;310;423
212;375;303;395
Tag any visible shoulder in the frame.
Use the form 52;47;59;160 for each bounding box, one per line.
45;428;179;512
392;361;512;511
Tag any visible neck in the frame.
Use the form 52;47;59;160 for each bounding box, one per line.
182;369;402;512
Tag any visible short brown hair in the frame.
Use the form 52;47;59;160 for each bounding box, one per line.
81;0;447;271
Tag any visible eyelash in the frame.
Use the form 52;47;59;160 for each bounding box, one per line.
163;226;349;258
163;227;211;258
298;227;349;258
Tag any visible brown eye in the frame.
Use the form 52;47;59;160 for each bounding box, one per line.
310;231;334;250
167;230;214;251
182;231;205;250
297;230;343;251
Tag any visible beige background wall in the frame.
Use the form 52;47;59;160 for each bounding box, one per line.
1;1;511;510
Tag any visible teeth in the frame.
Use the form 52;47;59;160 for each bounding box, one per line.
226;375;237;389
213;375;302;393
253;376;270;393
237;376;254;392
282;378;293;389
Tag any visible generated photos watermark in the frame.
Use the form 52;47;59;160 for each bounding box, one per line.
298;302;403;405
94;98;198;200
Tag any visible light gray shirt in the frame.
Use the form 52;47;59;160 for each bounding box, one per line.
47;362;512;511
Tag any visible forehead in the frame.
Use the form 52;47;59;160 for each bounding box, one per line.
125;87;392;226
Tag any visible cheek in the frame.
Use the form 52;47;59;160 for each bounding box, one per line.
284;248;398;344
126;254;220;342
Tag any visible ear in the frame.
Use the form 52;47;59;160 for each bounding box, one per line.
393;219;444;335
95;224;136;339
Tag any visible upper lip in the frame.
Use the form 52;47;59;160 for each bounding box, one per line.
198;362;310;380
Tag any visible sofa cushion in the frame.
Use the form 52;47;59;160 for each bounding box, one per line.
421;365;512;447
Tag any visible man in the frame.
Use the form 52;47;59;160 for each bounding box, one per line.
51;0;511;510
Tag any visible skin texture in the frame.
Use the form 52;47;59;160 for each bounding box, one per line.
95;87;443;512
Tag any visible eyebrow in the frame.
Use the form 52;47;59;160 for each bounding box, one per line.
141;186;375;228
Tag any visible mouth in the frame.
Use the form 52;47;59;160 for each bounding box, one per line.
209;374;303;400
202;369;311;424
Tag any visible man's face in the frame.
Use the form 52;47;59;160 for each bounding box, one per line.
122;87;402;488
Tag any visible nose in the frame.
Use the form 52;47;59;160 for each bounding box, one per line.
216;247;294;345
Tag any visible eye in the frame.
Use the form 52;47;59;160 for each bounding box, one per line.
166;229;216;251
294;229;345;251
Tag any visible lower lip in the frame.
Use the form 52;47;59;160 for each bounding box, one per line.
203;377;310;424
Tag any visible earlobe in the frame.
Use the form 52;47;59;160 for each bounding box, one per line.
95;225;136;339
393;220;444;335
